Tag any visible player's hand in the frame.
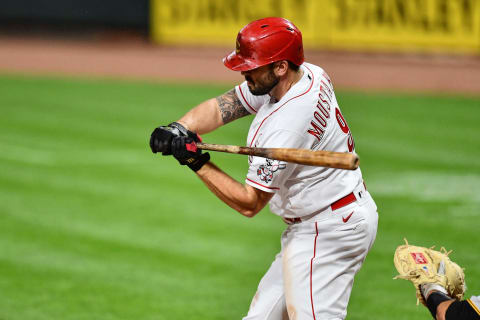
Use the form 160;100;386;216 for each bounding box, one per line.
149;122;198;155
171;136;210;172
149;126;176;155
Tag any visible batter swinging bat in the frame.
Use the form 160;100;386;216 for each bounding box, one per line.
196;143;359;170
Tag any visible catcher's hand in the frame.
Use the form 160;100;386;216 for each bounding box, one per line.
393;239;466;306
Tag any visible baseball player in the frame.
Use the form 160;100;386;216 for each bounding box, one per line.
150;17;378;320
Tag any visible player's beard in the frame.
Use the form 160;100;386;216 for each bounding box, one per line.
246;67;279;96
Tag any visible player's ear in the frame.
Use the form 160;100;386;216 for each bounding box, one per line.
273;60;289;77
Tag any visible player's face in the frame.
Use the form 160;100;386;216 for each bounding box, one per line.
241;64;279;96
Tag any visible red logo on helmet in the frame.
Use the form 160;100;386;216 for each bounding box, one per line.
236;39;240;55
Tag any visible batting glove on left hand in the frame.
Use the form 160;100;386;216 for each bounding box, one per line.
171;136;210;172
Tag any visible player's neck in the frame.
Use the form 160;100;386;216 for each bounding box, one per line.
270;68;304;102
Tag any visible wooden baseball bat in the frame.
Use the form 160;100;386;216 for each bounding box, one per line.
196;143;359;170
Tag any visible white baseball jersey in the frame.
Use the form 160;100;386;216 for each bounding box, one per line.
235;63;379;320
235;62;362;218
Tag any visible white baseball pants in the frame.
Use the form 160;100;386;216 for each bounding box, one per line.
243;187;378;320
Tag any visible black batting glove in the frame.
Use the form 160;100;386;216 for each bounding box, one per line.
149;126;176;155
171;136;210;172
149;122;199;155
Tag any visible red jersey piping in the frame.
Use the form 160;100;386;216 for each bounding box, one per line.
249;65;315;147
238;85;257;114
246;178;279;190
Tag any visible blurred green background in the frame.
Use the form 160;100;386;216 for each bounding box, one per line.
0;74;478;320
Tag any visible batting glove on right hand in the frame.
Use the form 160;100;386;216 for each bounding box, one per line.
171;136;210;172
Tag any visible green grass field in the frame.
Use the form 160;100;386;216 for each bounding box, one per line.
0;74;479;320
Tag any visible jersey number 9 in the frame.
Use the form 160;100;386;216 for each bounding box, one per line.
335;108;355;153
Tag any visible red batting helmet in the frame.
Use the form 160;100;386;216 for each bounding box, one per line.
223;17;304;71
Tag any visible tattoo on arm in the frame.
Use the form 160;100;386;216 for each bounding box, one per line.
216;89;250;124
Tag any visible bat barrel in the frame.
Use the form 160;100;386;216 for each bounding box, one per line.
196;142;359;170
270;148;359;170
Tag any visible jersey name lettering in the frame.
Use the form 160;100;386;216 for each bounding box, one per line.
307;84;333;142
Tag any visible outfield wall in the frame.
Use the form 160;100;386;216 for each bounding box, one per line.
151;0;480;54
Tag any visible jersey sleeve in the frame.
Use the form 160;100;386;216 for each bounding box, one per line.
235;81;270;114
246;129;307;193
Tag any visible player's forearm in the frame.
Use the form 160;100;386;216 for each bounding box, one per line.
177;98;223;135
195;162;269;217
177;88;250;134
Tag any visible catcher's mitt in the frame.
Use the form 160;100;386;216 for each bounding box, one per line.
393;239;466;305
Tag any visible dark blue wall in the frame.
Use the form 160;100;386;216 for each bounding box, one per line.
0;0;149;29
